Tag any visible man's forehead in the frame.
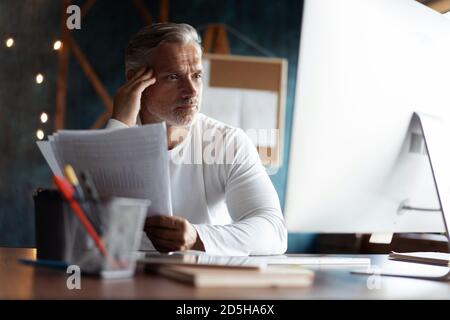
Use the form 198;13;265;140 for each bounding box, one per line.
154;43;202;70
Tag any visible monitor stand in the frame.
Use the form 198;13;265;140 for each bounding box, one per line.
402;112;450;279
416;112;450;243
354;112;450;280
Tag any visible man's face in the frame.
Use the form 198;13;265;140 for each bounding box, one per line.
140;42;203;126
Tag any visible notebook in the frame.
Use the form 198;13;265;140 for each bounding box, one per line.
156;265;314;288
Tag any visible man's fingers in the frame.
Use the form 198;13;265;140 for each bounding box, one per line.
129;68;154;86
118;74;155;98
131;76;156;92
145;216;185;230
120;68;154;93
129;66;148;82
146;226;184;241
152;242;173;253
148;236;184;252
144;216;199;252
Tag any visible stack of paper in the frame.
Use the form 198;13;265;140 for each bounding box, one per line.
140;251;265;270
36;123;172;216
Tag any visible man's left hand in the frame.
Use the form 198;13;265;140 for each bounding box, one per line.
144;215;205;253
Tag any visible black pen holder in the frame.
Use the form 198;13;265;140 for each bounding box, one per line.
33;189;73;261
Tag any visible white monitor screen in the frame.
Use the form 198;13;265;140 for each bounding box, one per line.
285;0;450;233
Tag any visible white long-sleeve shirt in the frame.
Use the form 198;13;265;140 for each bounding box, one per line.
106;113;287;256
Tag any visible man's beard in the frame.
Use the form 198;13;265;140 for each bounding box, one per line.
170;105;198;126
165;97;200;126
141;98;200;127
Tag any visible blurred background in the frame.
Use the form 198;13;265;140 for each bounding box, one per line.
0;0;316;251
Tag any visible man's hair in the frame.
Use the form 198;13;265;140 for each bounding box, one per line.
125;22;202;75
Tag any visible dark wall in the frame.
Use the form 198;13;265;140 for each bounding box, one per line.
0;0;314;251
0;0;60;246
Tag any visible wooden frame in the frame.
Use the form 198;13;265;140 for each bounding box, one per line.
202;53;288;167
54;0;167;130
418;0;450;13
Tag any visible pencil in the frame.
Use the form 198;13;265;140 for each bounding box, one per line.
64;165;102;233
53;175;107;257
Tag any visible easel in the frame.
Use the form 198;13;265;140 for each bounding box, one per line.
54;0;170;130
202;24;230;54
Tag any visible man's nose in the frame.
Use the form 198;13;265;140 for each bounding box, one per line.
180;78;198;98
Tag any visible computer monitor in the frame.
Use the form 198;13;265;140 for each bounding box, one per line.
285;0;450;234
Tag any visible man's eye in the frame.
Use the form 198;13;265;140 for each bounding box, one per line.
168;74;179;80
193;73;202;79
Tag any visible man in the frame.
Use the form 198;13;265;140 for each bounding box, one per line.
106;23;287;256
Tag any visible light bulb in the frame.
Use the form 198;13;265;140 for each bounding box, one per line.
36;129;44;140
6;38;14;47
53;40;62;50
40;112;48;123
36;74;44;84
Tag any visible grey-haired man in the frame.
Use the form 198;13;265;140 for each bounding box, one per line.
107;23;287;255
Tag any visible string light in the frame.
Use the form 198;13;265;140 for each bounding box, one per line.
53;40;62;50
36;74;44;84
6;38;14;47
36;129;44;140
40;112;48;123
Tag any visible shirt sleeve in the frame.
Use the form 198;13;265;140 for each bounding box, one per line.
193;129;288;256
105;118;130;129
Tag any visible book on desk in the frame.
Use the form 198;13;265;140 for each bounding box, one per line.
140;251;314;288
156;265;314;288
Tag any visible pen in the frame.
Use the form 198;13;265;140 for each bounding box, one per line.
53;175;107;257
79;170;100;202
64;165;85;201
78;170;104;234
64;165;101;233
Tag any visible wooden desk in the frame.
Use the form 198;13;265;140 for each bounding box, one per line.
1;248;449;299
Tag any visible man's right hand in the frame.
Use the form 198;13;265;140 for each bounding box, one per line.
112;67;156;126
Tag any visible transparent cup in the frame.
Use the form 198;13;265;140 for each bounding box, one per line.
64;197;150;278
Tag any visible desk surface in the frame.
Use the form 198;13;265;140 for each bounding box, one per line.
1;248;449;299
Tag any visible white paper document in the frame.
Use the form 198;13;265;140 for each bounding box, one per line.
36;141;64;177
36;123;172;217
